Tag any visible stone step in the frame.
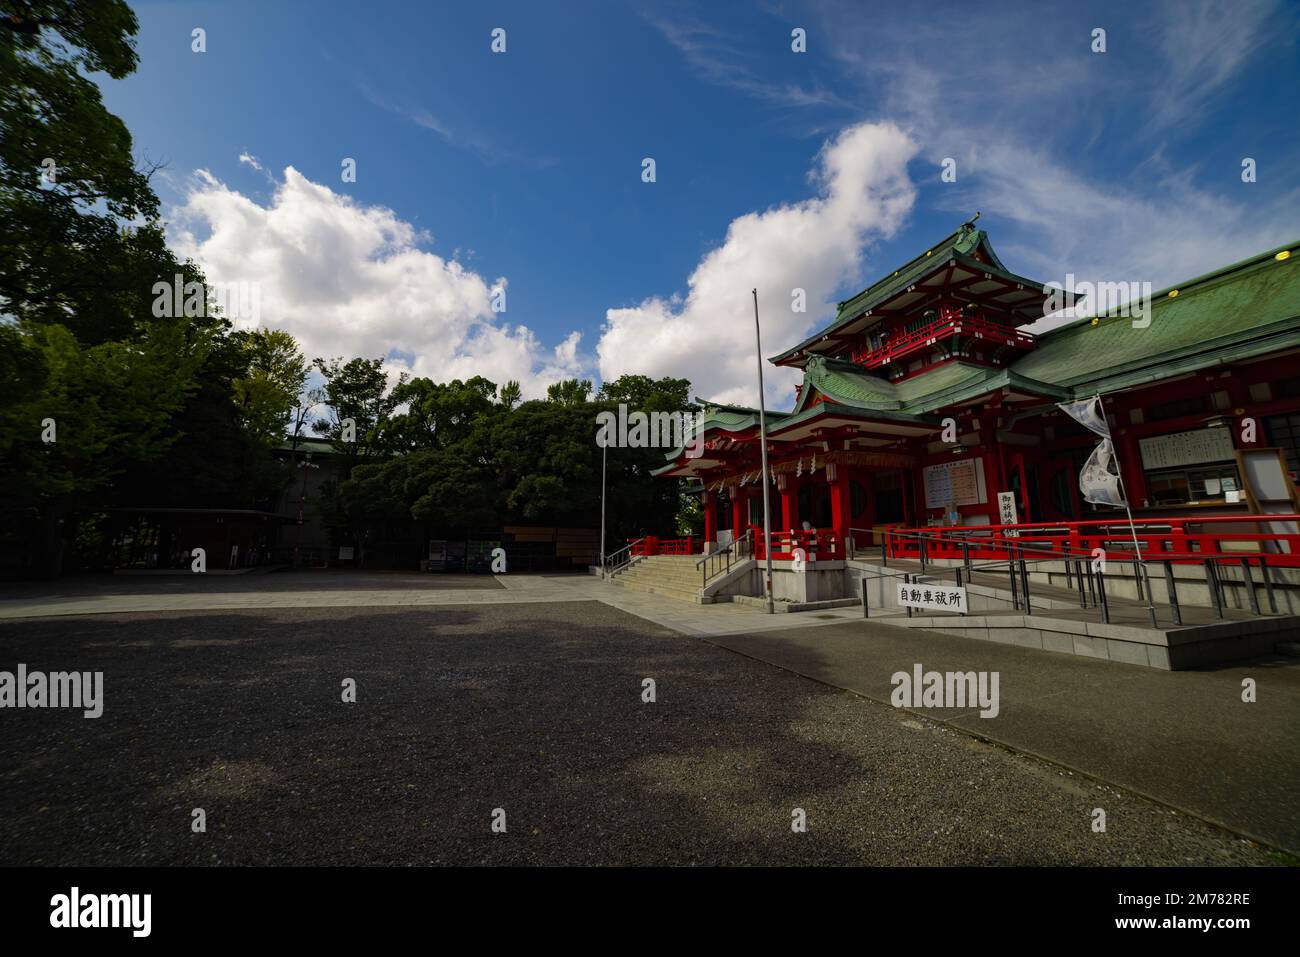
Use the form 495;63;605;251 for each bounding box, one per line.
611;577;707;603
616;566;707;582
618;563;704;578
619;577;705;594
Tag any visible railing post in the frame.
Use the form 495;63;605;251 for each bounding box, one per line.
1008;548;1019;610
861;575;869;619
1075;558;1087;608
919;533;927;571
1141;562;1157;627
1204;560;1224;619
1261;558;1278;614
904;573;912;619
1164;561;1181;626
1019;550;1032;616
962;541;971;579
1097;568;1110;624
1240;558;1261;616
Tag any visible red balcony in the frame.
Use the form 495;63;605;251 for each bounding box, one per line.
851;309;1035;371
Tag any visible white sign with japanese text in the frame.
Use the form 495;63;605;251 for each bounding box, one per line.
997;491;1020;537
897;582;968;614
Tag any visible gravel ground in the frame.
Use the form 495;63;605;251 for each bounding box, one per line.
0;601;1279;866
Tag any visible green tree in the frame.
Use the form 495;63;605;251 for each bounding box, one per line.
0;319;207;575
312;356;404;474
545;377;592;406
597;374;693;414
1;1;163;336
386;375;499;452
0;5;293;575
498;379;522;410
233;329;309;446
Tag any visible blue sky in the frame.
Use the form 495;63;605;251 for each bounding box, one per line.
103;0;1300;405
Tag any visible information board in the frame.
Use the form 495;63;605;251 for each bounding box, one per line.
923;458;986;509
1138;427;1234;470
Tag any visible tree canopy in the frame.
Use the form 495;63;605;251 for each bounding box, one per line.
0;6;697;576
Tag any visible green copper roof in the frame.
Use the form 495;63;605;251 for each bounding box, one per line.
891;361;995;409
832;220;988;320
655;238;1299;478
687;401;791;433
1013;240;1300;391
770;218;1066;366
771;221;981;365
798;356;902;411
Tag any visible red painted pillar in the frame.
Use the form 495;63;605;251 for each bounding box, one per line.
1117;430;1147;507
779;477;797;534
731;488;745;537
828;463;850;551
703;491;716;544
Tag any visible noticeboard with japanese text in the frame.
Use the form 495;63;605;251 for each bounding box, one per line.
923;457;986;509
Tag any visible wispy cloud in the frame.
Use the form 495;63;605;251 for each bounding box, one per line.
646;13;855;112
1148;0;1283;130
802;0;1299;318
358;81;556;168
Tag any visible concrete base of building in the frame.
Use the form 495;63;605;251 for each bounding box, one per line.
889;611;1297;670
846;559;1300;670
731;594;861;613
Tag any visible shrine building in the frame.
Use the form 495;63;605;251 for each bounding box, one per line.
652;218;1300;560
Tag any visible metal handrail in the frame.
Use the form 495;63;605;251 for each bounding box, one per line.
696;528;753;588
602;538;645;579
881;525;1285;627
892;514;1300;565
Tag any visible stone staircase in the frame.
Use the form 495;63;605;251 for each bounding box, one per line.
609;554;706;603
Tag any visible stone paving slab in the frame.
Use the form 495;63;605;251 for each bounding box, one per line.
697;618;1300;854
3;570;1295;854
0;573;892;639
0;601;1272;867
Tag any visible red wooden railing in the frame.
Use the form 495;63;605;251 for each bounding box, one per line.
753;527;844;561
630;536;695;556
634;528;849;562
884;515;1300;567
850;311;1034;370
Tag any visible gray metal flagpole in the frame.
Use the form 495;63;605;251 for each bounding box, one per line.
1094;393;1156;624
753;288;775;614
599;440;607;578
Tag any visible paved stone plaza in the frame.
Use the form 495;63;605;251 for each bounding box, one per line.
0;571;1295;865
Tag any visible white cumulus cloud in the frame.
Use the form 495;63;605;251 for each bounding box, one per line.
596;121;919;407
166;165;585;397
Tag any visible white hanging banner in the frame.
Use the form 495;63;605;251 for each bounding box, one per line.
1079;437;1126;506
1057;396;1110;438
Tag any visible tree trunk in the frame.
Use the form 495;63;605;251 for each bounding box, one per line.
30;497;70;579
